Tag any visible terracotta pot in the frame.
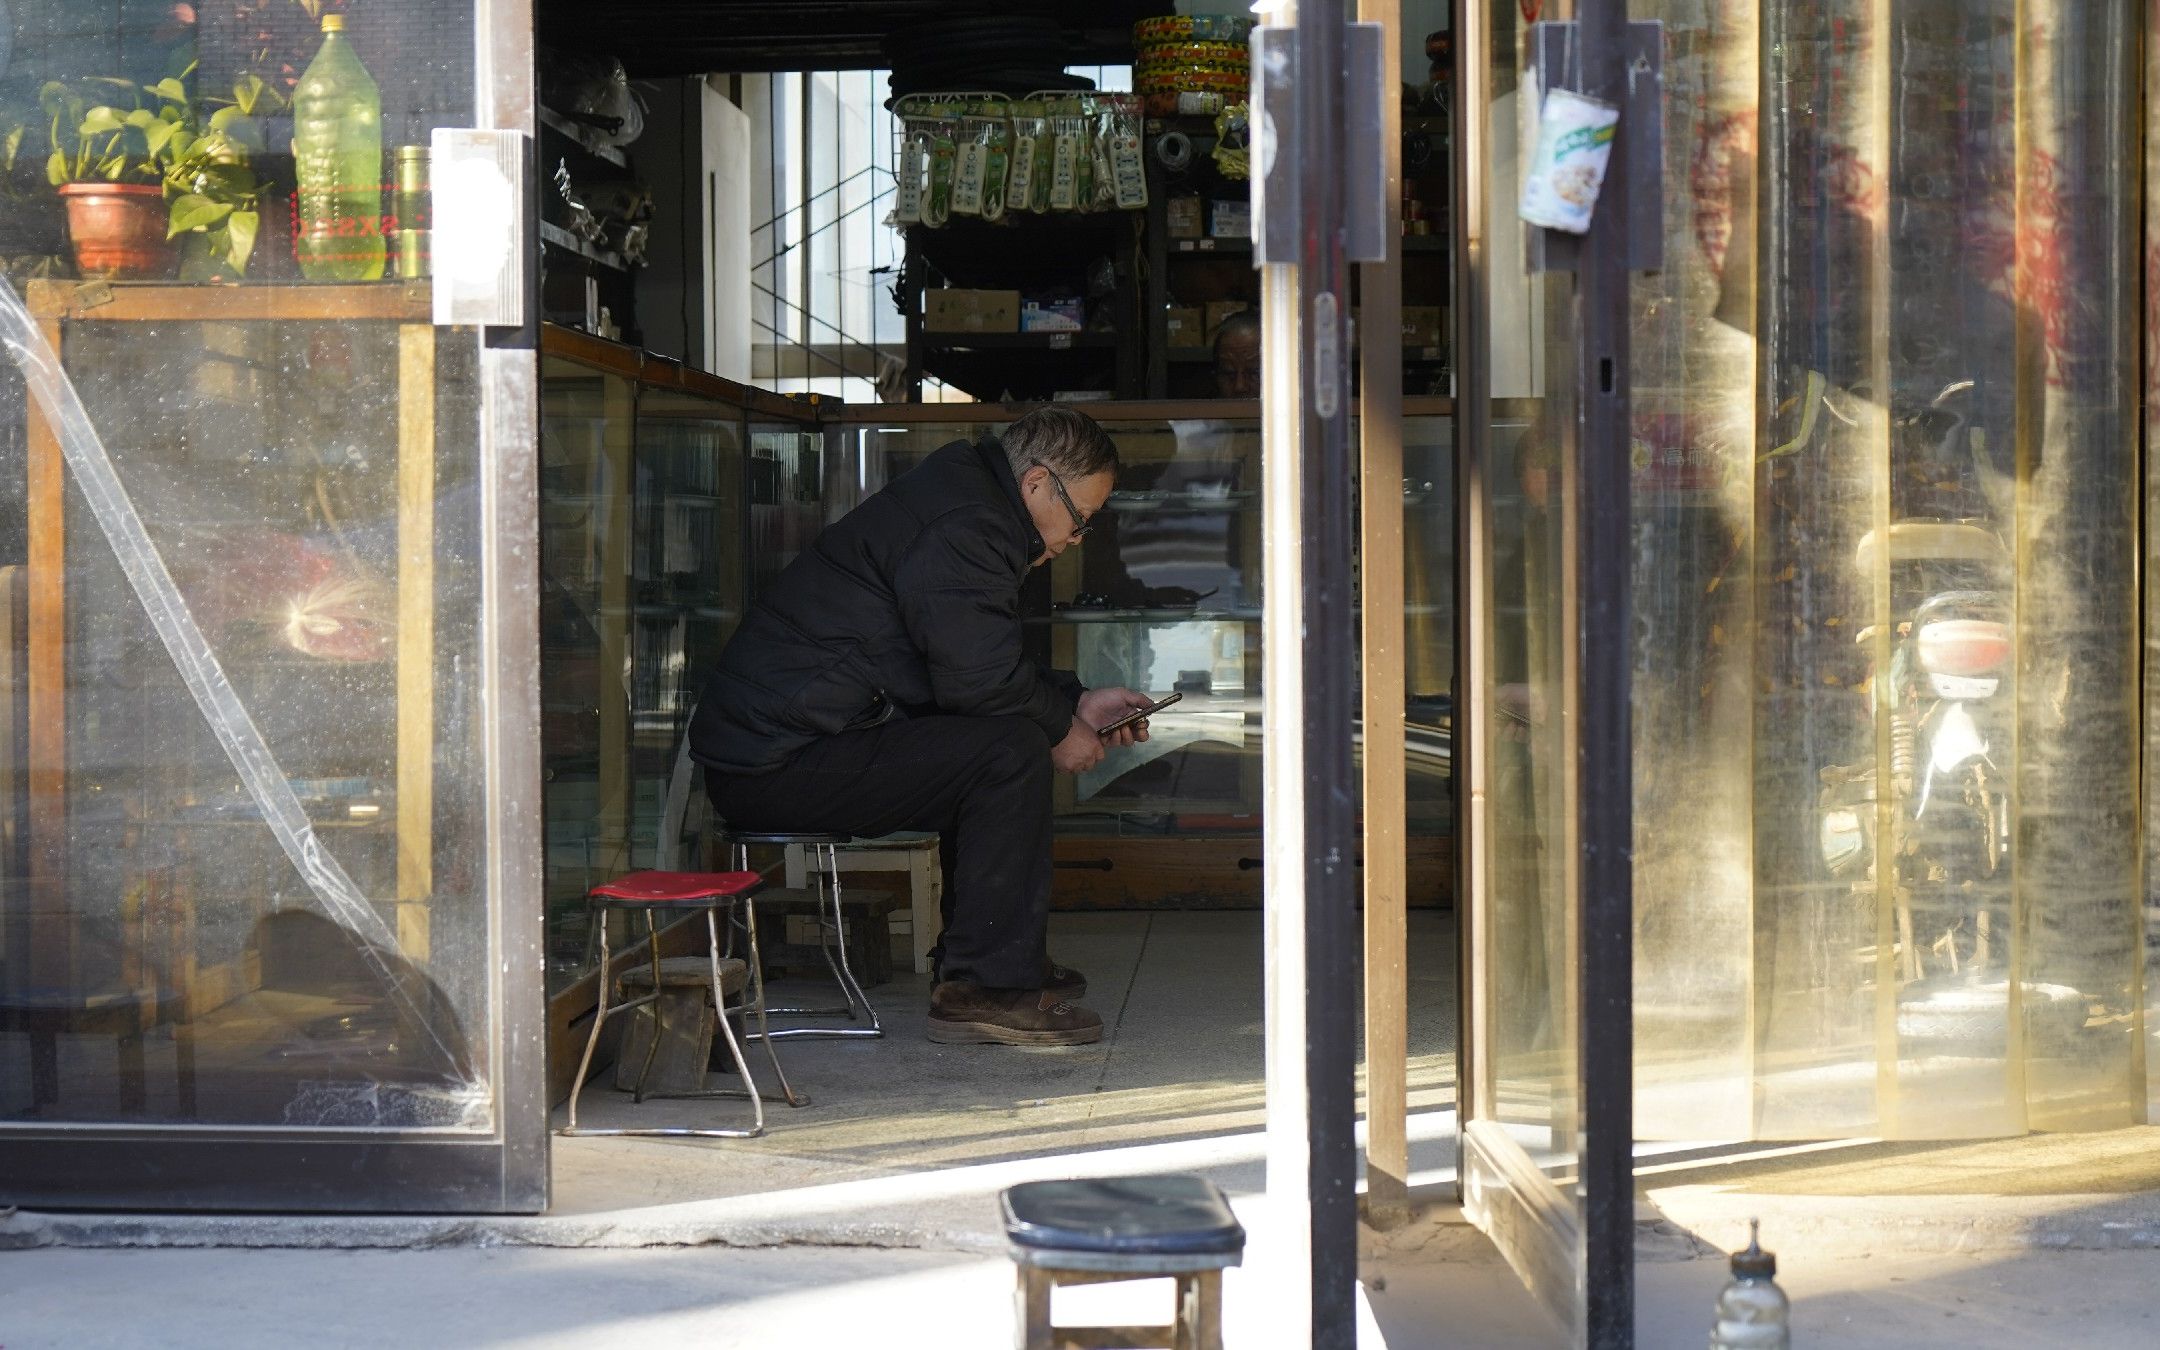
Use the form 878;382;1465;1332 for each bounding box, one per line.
58;182;175;280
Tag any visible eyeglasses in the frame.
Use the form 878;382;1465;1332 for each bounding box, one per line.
1030;459;1093;539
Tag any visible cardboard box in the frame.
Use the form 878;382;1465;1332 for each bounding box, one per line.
1205;300;1252;341
1167;195;1205;239
923;288;1020;333
1209;198;1252;238
1020;298;1085;332
1165;306;1206;348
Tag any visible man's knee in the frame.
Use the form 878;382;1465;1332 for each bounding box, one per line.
981;717;1052;781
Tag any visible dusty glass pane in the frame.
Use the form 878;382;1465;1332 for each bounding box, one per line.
1627;0;1759;1141
0;0;495;1131
1466;0;1582;1233
1633;0;2145;1140
538;368;749;994
539;359;625;989
1402;416;1453;853
2146;9;2160;1130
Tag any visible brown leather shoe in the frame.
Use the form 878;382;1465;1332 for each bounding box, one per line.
927;981;1104;1046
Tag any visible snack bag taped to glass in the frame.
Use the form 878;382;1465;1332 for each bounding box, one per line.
1517;87;1618;234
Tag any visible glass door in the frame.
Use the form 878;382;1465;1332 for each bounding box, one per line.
0;0;544;1210
1455;0;1636;1341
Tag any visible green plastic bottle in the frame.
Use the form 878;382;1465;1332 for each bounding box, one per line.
292;15;385;280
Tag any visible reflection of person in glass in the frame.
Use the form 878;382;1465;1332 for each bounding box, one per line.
690;407;1157;1046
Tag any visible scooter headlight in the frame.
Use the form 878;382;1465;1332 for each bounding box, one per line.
1916;619;2011;678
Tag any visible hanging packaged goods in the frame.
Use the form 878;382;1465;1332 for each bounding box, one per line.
893;92;1147;226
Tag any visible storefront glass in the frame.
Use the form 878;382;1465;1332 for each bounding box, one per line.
538;339;757;994
1455;3;1588;1312
0;0;546;1209
1632;0;2146;1139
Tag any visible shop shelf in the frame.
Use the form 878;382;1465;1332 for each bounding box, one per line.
539;220;627;272
539;106;629;169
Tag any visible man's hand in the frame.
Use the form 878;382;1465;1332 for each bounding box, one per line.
1077;687;1157;749
1051;717;1108;775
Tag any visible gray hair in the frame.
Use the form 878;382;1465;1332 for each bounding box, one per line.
1000;405;1120;482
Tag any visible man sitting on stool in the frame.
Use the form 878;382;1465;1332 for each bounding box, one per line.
689;405;1156;1045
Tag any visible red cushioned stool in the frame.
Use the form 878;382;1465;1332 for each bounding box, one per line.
559;870;805;1139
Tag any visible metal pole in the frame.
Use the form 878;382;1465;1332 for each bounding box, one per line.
1575;0;1637;1342
1292;0;1359;1343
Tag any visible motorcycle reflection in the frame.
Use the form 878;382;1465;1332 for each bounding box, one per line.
1813;386;2087;1054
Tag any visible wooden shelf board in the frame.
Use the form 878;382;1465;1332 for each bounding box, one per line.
540;220;628;272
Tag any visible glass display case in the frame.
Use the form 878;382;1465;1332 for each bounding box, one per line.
537;330;769;996
828;403;1456;908
0;278;508;1134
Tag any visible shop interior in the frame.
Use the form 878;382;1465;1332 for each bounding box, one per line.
524;0;1462;1197
0;0;1462;1203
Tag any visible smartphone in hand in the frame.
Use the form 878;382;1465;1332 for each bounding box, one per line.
1097;692;1183;738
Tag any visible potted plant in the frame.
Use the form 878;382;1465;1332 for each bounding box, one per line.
39;67;281;281
40;76;189;278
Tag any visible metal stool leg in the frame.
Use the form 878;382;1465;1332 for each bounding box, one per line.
738;895;809;1106
820;844;882;1032
562;909;615;1133
705;908;765;1137
752;842;883;1040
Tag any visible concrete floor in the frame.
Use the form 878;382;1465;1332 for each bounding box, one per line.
551;909;1462;1220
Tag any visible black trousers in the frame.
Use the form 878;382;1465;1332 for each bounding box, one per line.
705;715;1054;989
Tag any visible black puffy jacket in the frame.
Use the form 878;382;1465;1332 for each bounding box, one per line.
689;435;1084;775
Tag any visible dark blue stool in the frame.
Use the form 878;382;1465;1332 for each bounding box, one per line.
1001;1175;1245;1350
